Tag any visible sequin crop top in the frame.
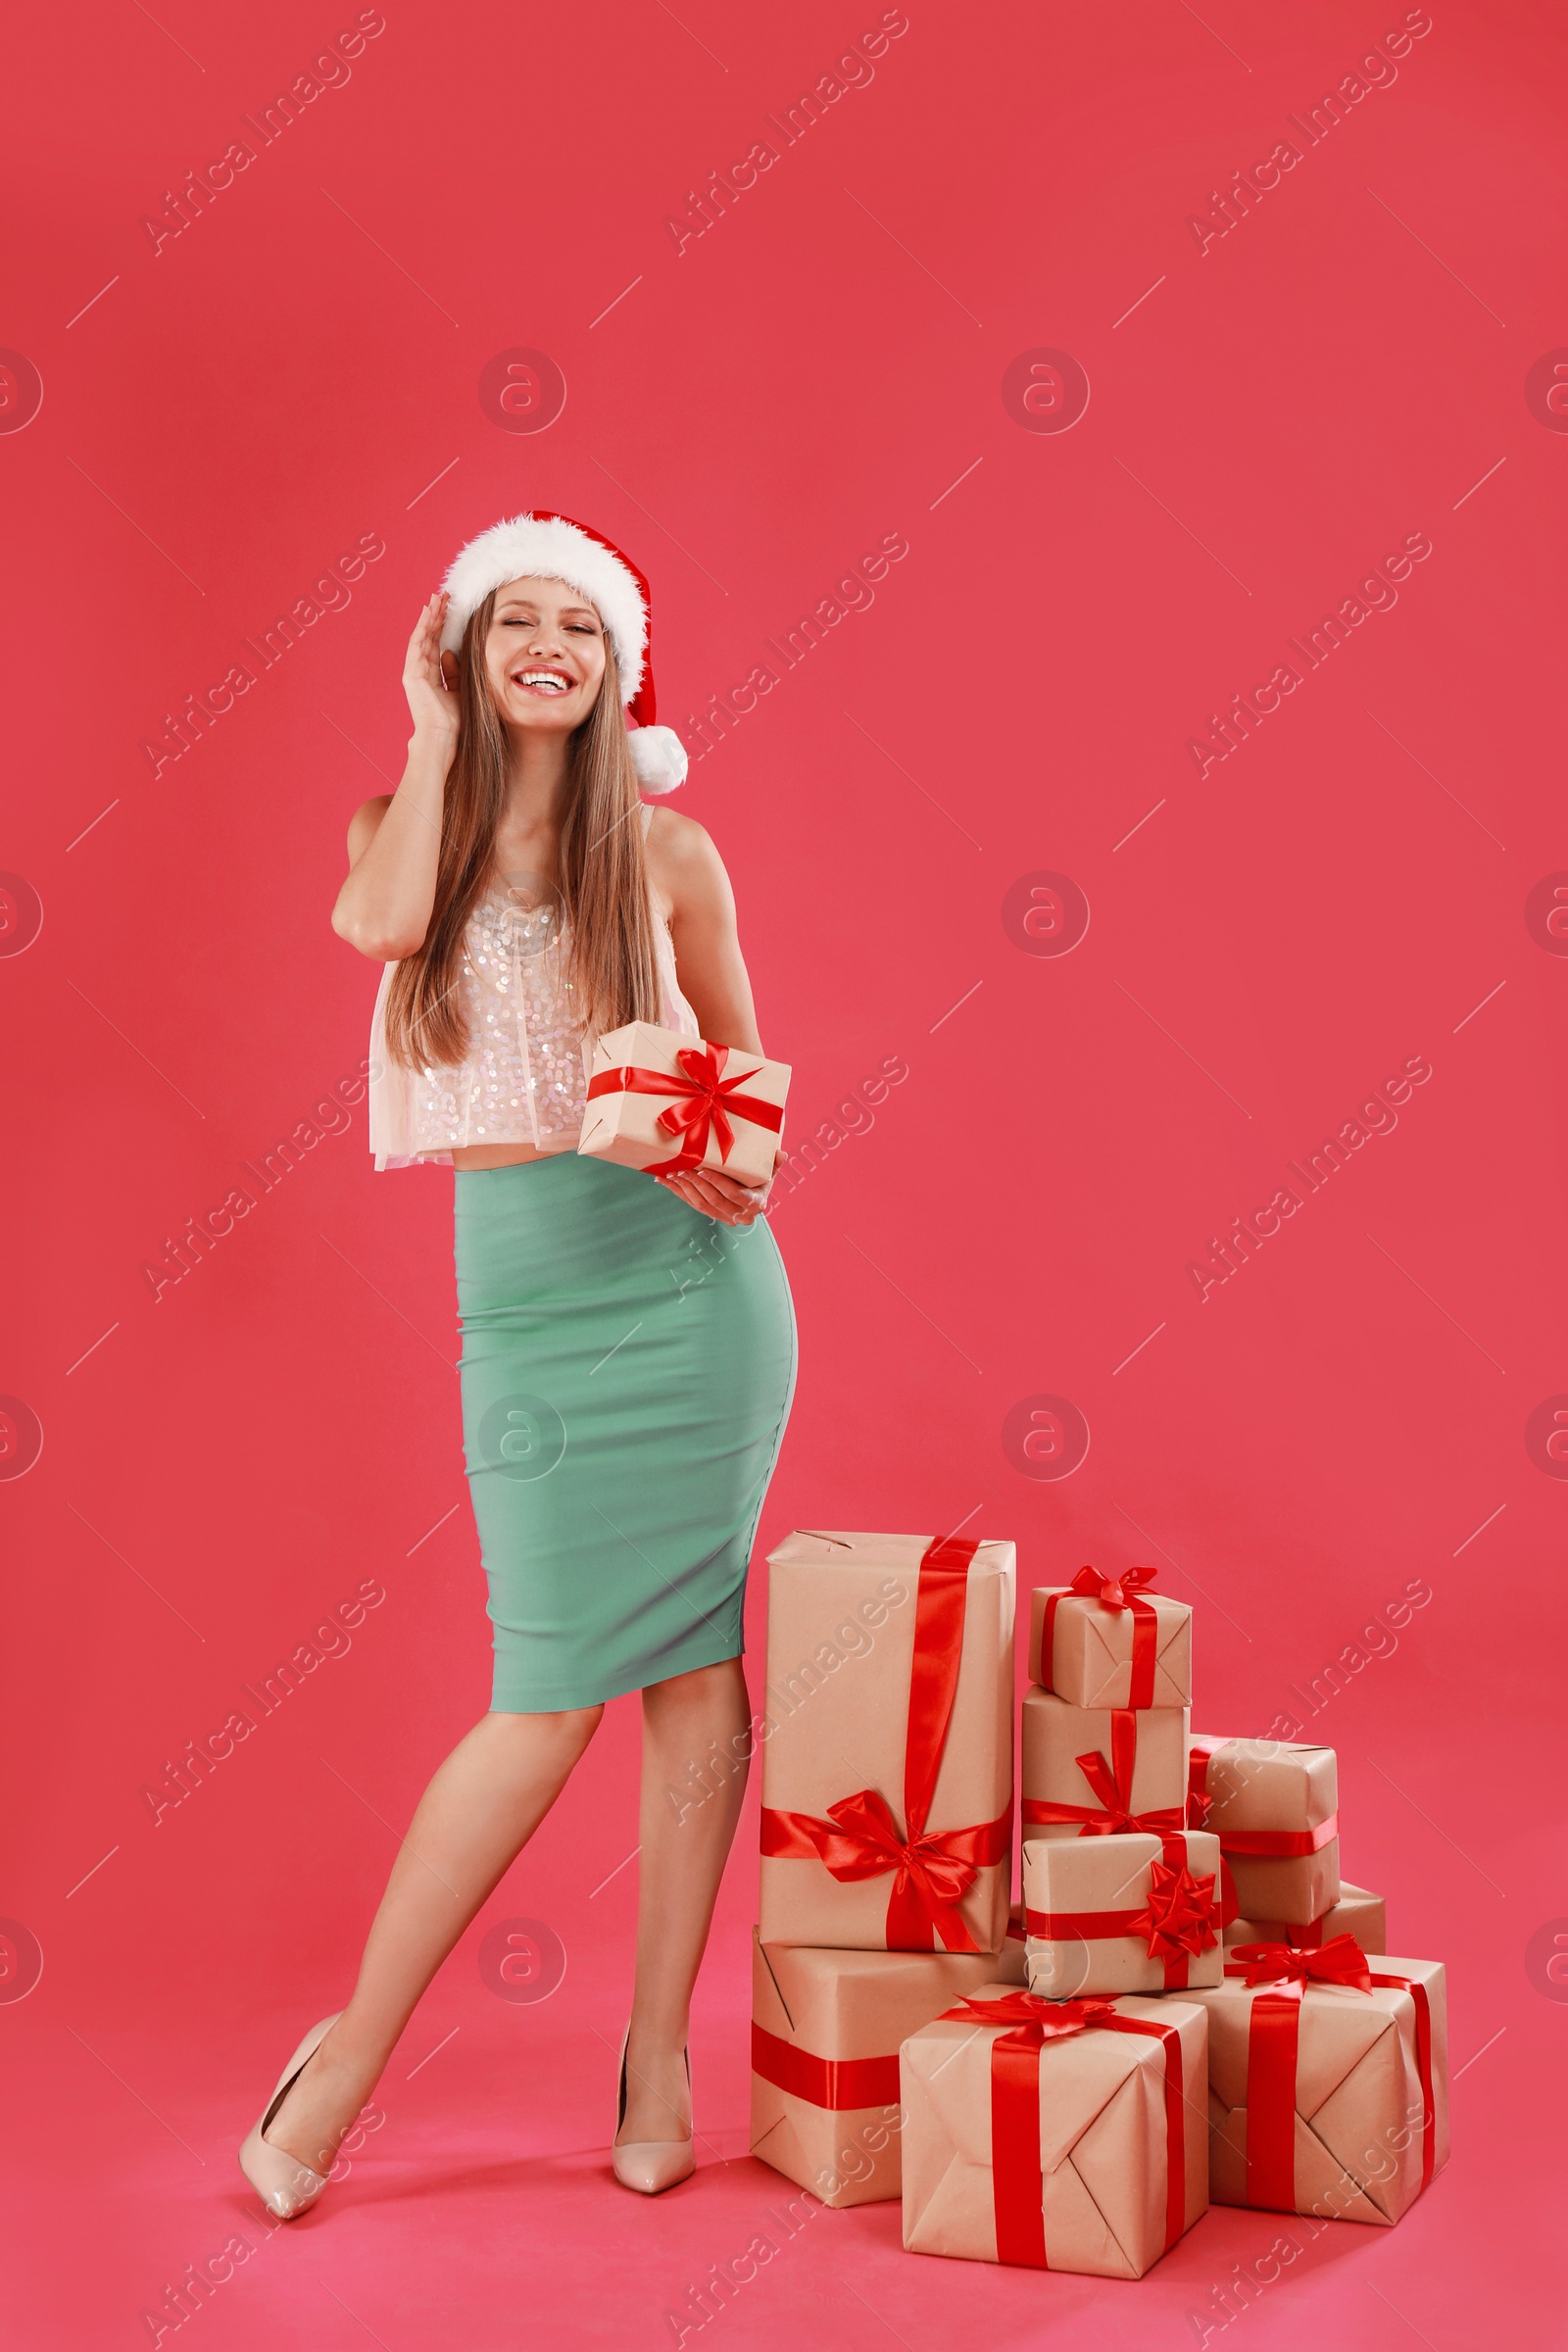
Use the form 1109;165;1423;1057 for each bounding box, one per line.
367;804;699;1170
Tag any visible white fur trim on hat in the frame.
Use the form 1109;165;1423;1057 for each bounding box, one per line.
628;725;687;793
439;514;648;699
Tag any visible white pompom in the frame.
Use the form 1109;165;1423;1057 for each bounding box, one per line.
628;724;687;793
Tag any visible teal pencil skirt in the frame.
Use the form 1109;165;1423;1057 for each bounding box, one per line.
454;1153;797;1711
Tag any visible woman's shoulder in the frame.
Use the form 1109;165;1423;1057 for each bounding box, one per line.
643;804;728;920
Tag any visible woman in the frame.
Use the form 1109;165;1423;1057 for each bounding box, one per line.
239;513;796;2218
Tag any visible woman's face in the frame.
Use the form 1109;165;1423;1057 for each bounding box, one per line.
481;575;609;737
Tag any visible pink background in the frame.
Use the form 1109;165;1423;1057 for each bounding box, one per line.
3;0;1563;2342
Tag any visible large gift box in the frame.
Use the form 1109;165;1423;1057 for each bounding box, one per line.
1226;1883;1386;1953
901;1985;1208;2275
750;1931;1026;2207
760;1532;1014;1952
1022;1830;1224;1997
1188;1735;1340;1924
1028;1568;1192;1708
1022;1690;1189;1843
578;1021;790;1186
1194;1941;1447;2225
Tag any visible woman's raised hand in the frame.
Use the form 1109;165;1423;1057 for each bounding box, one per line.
403;592;460;748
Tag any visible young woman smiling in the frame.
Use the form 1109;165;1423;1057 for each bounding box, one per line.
239;514;796;2216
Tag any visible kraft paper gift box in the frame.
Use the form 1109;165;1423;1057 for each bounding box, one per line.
901;1985;1208;2276
759;1531;1014;1953
750;1930;1027;2208
1226;1883;1386;1953
577;1021;790;1187
1194;1945;1448;2226
1187;1734;1341;1924
1028;1568;1192;1709
1021;1830;1224;1997
1021;1690;1189;1844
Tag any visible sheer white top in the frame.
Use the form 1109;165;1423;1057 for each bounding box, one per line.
368;803;699;1170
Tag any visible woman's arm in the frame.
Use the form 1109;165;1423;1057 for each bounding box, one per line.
331;593;460;960
647;809;778;1225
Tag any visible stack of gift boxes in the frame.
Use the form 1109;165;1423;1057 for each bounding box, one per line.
750;1534;1449;2276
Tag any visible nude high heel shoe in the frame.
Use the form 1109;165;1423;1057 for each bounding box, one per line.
612;2026;695;2195
238;2014;343;2219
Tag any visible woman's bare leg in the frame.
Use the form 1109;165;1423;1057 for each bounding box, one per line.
265;1704;603;2174
618;1659;752;2144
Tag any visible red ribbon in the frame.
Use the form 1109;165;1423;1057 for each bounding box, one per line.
1037;1565;1162;1709
1022;1708;1186;1838
1223;1939;1436;2209
937;1991;1186;2267
585;1043;783;1175
760;1537;1012;1952
1024;1853;1219;1989
750;2021;900;2113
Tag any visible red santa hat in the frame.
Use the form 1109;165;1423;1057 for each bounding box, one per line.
438;512;686;792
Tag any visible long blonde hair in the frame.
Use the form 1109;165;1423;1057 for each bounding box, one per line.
383;589;663;1070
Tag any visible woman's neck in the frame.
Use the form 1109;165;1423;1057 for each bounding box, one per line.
492;729;572;886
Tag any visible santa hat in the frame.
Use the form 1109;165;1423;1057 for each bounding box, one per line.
438;512;685;792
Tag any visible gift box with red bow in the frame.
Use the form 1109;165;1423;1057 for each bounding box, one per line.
759;1531;1014;1953
749;1928;1027;2208
1028;1567;1192;1708
1022;1690;1189;1848
1187;1734;1341;1925
1193;1939;1448;2225
578;1020;790;1186
900;1985;1209;2276
1021;1829;1224;1996
1225;1882;1386;1953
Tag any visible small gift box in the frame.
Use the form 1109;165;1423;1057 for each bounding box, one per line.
1226;1882;1386;1953
759;1532;1014;1953
750;1930;1026;2208
901;1985;1208;2275
1188;1734;1340;1924
1021;1830;1223;1997
1194;1941;1448;2226
1022;1690;1189;1844
578;1021;790;1186
1028;1568;1192;1708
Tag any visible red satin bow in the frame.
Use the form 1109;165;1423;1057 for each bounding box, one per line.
1068;1563;1159;1611
1130;1862;1220;1962
942;1990;1120;2039
1022;1708;1186;1838
1225;1935;1371;1992
585;1043;783;1175
760;1786;1010;1953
